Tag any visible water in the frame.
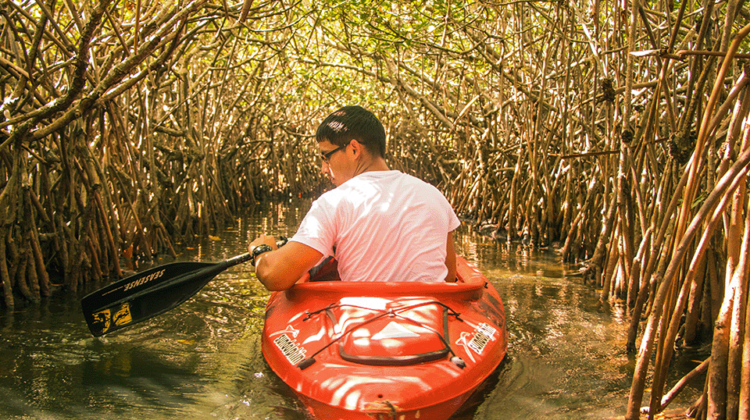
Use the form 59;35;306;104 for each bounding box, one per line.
0;200;704;419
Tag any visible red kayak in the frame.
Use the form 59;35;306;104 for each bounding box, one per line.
261;255;508;420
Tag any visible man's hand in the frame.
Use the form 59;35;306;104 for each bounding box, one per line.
249;234;279;253
249;236;324;291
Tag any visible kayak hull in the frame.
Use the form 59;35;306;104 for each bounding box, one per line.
296;390;472;420
262;256;507;420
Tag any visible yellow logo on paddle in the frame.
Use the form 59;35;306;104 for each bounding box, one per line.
91;302;133;334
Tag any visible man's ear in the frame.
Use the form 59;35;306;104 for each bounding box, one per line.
349;140;364;158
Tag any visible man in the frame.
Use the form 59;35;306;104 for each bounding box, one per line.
249;106;460;290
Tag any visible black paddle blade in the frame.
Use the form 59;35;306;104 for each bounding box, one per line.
81;253;252;337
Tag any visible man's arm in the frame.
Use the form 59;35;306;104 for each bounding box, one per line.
250;234;324;291
445;231;457;282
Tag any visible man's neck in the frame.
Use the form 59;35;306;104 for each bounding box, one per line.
354;156;389;176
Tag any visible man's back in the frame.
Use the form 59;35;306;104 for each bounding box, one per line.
291;170;460;282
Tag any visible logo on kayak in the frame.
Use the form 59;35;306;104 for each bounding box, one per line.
456;323;497;362
274;333;307;365
468;323;497;354
269;324;299;339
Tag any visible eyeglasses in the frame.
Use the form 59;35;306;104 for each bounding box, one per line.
320;144;347;163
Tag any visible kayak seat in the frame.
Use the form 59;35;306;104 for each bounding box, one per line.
308;257;340;282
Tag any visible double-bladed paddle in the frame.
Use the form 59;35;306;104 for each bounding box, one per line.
81;253;254;337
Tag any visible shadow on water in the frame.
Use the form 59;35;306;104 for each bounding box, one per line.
0;200;703;419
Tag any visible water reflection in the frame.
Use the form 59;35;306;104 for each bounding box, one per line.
0;199;701;419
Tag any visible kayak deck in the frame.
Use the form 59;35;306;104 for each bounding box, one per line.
262;256;507;420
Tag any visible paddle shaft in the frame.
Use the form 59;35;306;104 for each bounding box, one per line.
82;236;288;336
81;252;253;336
94;252;253;313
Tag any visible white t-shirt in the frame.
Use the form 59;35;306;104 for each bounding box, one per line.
291;170;460;282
